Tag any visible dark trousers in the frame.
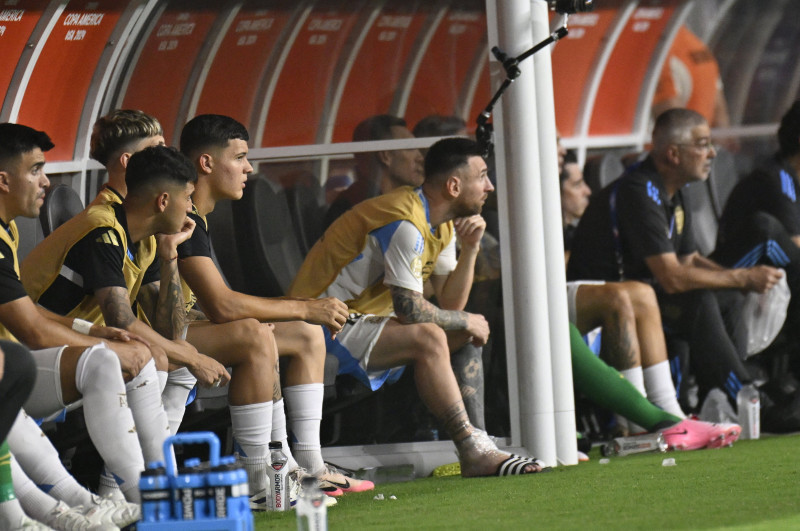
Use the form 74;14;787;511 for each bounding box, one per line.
0;340;36;442
659;288;751;403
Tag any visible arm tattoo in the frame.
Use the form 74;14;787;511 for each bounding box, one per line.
97;287;137;329
390;285;468;330
153;258;186;340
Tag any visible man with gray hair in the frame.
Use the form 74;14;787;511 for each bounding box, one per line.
567;108;782;409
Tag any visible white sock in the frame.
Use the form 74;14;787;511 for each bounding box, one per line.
126;359;171;463
271;399;299;471
0;499;26;530
7;411;91;508
97;469;125;502
236;455;270;494
75;344;144;503
230;401;273;458
283;384;325;474
644;360;686;418
620;367;647;434
10;456;58;522
162;368;196;435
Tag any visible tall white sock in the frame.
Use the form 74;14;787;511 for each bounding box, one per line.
157;371;168;393
619;367;647;434
644;360;686;418
271;399;298;471
75;344;144;503
0;499;26;530
283;384;325;474
7;411;91;508
162;368;196;435
10;456;58;522
230;401;273;458
126;359;170;463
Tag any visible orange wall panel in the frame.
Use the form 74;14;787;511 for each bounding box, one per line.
589;1;677;136
121;0;218;144
260;2;364;147
0;0;50;101
330;2;429;143
16;0;128;161
194;0;296;128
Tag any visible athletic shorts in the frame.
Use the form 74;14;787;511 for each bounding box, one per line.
325;314;404;391
566;280;606;324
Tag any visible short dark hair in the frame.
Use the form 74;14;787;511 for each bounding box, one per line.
651;108;706;150
90;109;163;166
180;114;249;158
412;115;467;138
352;114;406;142
778;101;800;158
559;150;579;184
126;145;197;197
0;123;54;169
424;137;483;183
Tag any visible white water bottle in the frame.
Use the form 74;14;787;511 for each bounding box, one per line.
296;477;327;531
267;441;289;511
737;384;760;440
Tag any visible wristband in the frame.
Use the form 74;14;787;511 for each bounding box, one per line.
72;318;93;335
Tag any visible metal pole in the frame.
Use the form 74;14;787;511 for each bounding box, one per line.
492;0;557;466
530;0;577;466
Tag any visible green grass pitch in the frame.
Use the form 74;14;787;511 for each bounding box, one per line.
254;434;800;530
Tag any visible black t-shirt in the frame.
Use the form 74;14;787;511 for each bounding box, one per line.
0;222;29;305
177;209;211;260
567;156;696;283
38;203;159;314
717;155;800;249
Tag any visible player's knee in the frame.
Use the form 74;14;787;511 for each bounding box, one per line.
295;321;326;359
78;345;123;388
604;285;635;321
410;323;449;361
150;344;168;372
626;281;659;311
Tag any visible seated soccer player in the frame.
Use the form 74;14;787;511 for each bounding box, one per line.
86;111;310;508
9;409;140;529
0;123;167;503
560;156;686;431
0;341;37;530
178;114;371;497
290;137;544;476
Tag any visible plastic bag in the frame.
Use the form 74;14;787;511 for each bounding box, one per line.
740;269;790;358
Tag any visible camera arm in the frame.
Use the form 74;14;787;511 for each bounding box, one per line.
476;23;569;159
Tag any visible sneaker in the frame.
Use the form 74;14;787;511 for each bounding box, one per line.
84;494;139;528
44;501;111;531
659;418;729;451
289;468;340;505
317;464;374;496
717;422;742;447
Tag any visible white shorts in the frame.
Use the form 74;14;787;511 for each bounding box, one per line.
25;346;71;419
325;315;404;391
566;280;606;324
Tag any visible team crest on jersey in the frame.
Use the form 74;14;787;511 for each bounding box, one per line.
674;206;684;235
410;256;423;278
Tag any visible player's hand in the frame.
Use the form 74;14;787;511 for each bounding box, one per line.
465;312;490;346
744;265;783;293
108;339;151;378
89;324;134;342
453;215;486;250
155;216;196;260
188;352;231;388
302;297;349;336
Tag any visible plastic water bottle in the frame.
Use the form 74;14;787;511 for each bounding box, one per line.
737;384;760;440
140;461;171;522
601;432;667;457
296;476;327;531
173;457;208;520
207;456;251;520
268;442;289;511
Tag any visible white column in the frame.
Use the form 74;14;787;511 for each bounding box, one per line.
491;0;557;466
530;0;577;466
